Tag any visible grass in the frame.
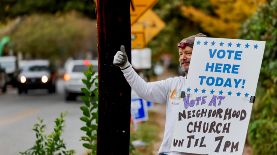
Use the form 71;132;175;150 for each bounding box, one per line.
130;110;164;155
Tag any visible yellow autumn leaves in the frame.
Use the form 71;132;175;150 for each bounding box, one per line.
181;0;266;38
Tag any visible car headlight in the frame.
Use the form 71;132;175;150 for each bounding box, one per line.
20;76;27;83
41;75;48;83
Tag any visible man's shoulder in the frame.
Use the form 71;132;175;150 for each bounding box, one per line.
166;76;184;80
164;76;185;83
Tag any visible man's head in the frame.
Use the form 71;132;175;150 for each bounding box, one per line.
178;33;206;73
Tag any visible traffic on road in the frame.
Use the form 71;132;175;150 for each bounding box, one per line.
0;58;98;155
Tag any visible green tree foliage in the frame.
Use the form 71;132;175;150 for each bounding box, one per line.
0;0;96;21
10;11;97;61
240;0;277;154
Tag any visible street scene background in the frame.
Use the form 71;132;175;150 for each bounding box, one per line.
0;0;276;155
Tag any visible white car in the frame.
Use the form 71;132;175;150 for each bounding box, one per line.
63;59;98;101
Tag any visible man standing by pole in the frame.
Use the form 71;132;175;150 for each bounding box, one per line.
113;33;206;155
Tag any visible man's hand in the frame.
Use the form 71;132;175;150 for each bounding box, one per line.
113;45;131;69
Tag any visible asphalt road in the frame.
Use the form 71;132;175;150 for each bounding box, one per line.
0;79;86;155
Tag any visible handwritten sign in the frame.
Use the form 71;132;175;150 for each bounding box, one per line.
170;95;252;154
170;37;265;154
186;37;265;98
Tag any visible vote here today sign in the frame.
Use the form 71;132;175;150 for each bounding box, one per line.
185;37;265;98
170;37;265;155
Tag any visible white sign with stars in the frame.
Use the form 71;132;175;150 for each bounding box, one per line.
169;37;265;154
186;37;265;99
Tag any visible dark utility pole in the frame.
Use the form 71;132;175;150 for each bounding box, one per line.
96;0;131;155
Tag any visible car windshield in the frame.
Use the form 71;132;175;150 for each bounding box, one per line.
72;65;97;73
28;65;49;72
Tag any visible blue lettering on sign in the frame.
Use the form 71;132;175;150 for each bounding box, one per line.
198;76;246;88
209;49;242;60
196;45;246;90
205;62;240;74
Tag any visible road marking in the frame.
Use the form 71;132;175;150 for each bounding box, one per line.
0;108;39;127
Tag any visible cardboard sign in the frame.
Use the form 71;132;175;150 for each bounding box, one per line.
131;98;148;122
186;37;265;99
170;96;252;154
170;37;265;154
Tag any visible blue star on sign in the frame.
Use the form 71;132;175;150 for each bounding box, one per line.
219;42;224;46
201;89;206;93
219;90;223;95
187;88;191;92
210;89;215;94
236;92;241;96
204;41;208;45
211;41;215;46
244;93;249;97
245;43;250;48
197;41;201;45
228;91;232;96
194;88;198;93
228;42;232;47
236;43;241;47
254;44;258;49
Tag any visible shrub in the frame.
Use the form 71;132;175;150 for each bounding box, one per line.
20;113;75;155
80;66;98;155
240;0;277;154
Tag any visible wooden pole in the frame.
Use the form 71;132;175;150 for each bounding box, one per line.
96;0;131;154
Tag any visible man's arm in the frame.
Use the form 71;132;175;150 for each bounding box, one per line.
113;45;170;104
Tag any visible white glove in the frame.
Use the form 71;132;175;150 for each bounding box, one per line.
113;45;131;69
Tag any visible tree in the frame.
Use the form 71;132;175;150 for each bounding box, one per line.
146;0;267;64
181;0;266;38
240;0;277;154
149;0;204;64
10;12;97;61
0;0;96;21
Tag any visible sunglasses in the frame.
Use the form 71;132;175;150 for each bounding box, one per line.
177;42;192;49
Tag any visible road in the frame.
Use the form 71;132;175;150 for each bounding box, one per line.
0;77;253;155
0;79;86;155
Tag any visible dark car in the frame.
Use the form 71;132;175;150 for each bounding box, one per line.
17;60;56;94
0;56;18;88
0;66;7;93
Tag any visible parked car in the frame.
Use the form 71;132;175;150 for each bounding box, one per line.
0;56;18;88
0;66;7;93
17;60;57;94
63;59;98;101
